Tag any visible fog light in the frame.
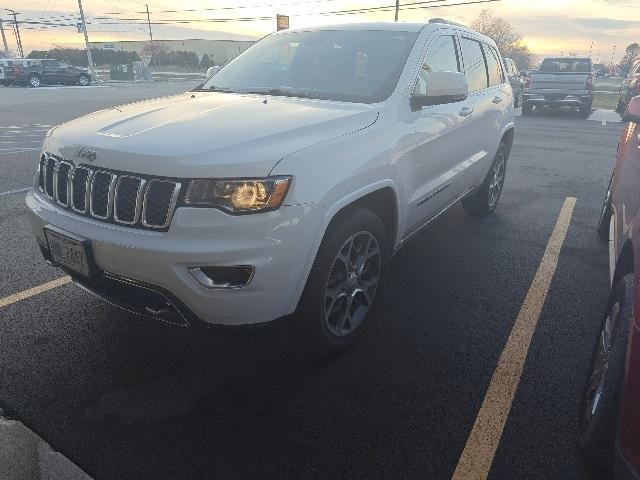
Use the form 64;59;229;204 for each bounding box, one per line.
189;266;255;289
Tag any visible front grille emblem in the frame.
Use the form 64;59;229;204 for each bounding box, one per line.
76;146;97;162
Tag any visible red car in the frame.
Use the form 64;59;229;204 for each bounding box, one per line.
580;95;640;479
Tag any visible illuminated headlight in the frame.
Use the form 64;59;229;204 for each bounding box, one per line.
183;176;291;213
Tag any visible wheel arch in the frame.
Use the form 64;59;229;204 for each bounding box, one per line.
613;239;635;285
287;181;401;314
501;126;515;155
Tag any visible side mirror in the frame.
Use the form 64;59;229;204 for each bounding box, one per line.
411;71;468;109
623;96;640;123
206;66;220;78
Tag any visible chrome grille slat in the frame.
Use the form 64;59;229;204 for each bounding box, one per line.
54;161;73;207
90;171;117;220
114;176;146;225
71;166;91;213
44;156;56;198
38;152;179;231
142;180;181;229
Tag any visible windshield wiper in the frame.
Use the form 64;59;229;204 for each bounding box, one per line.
245;88;329;100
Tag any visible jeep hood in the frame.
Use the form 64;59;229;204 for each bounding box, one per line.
45;92;378;178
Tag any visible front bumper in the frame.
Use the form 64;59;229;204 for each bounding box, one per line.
26;189;324;326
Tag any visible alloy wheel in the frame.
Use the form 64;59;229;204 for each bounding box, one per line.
324;231;381;337
79;76;88;86
30;76;40;87
488;153;506;208
582;301;620;428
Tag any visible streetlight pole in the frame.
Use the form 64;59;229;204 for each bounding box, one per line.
5;9;23;58
394;0;400;21
588;41;594;59
145;4;153;42
0;18;9;56
610;45;617;71
76;0;95;78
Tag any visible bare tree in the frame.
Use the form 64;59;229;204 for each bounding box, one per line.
619;43;640;76
472;10;535;71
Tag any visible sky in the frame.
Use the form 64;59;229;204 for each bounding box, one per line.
0;0;638;63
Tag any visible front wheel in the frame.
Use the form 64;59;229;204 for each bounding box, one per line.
579;274;634;474
521;102;533;115
462;142;508;217
78;74;90;86
296;206;388;353
29;74;40;87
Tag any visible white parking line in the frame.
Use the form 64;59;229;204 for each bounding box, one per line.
0;187;30;196
0;133;48;137
451;197;577;480
0;140;42;144
0;277;71;309
0;148;41;155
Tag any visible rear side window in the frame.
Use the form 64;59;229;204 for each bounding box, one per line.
460;37;488;91
540;59;591;73
484;45;504;87
415;35;460;95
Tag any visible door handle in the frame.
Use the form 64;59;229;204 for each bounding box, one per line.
492;96;504;103
459;106;474;117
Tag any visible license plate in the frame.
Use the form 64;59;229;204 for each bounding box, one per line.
45;228;91;277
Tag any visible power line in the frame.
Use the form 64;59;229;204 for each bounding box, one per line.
16;0;500;29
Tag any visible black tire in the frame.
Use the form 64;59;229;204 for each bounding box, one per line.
78;74;90;86
579;274;634;475
597;174;613;241
28;74;40;87
579;102;593;118
615;99;626;115
462;142;508;217
296;206;389;354
522;102;533;115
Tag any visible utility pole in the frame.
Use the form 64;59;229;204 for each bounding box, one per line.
145;4;153;42
0;18;9;56
394;0;400;21
609;45;617;71
5;9;23;57
588;41;594;59
76;0;95;78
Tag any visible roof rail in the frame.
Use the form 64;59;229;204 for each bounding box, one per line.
429;18;466;28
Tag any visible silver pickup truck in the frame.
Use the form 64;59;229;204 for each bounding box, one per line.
522;57;594;117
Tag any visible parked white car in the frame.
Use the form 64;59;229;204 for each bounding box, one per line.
26;20;515;351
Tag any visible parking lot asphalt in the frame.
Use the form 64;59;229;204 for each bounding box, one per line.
0;83;623;479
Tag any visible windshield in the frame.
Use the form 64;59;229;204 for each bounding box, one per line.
202;29;419;103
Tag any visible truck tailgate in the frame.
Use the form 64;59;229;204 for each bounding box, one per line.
529;73;588;91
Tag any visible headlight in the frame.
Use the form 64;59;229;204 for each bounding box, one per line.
183;176;291;214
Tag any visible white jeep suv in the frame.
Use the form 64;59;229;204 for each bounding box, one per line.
26;20;514;351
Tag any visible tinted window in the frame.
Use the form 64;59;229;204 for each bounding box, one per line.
460;37;488;91
203;30;419;104
484;45;504;87
415;35;460;95
539;59;592;73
